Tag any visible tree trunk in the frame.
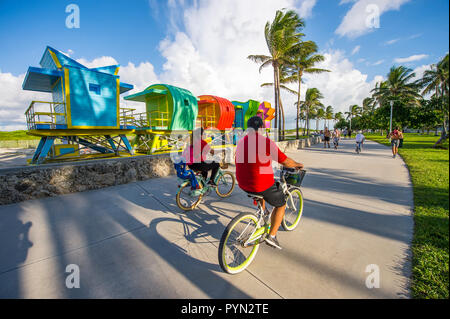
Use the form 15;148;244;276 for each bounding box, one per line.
280;99;285;141
306;106;310;136
276;66;284;140
433;115;449;148
296;72;302;140
273;64;278;134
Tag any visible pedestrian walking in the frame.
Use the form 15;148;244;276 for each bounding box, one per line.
387;127;401;158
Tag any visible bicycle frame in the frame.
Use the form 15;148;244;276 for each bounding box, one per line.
178;167;227;197
242;172;301;247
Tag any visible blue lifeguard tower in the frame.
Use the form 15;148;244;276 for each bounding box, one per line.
22;46;135;164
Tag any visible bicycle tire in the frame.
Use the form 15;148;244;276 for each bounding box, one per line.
176;182;203;211
282;187;304;231
215;171;236;198
218;213;261;274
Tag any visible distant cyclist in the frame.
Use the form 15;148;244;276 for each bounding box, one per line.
355;131;365;153
235;116;304;249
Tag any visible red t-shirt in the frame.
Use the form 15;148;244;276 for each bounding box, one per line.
182;139;211;165
235;133;287;193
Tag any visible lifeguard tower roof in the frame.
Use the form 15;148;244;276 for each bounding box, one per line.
22;46;133;94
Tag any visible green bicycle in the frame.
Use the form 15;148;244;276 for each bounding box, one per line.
176;164;236;211
218;168;306;274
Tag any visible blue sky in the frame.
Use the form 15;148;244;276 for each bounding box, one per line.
0;0;448;130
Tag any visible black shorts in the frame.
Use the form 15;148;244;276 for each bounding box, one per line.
246;182;286;208
324;136;330;142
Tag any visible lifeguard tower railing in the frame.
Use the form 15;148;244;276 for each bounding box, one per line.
131;110;171;130
25;101;67;130
26;101;140;130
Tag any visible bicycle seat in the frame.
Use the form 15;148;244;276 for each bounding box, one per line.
247;194;264;200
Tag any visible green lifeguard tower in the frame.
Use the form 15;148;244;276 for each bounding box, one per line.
124;84;198;154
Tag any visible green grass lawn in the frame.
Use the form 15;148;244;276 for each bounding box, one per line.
367;133;449;299
0;130;40;141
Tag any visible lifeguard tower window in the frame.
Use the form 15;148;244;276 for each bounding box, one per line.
89;83;101;95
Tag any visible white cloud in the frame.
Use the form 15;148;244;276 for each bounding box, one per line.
372;59;385;66
76;56;119;68
384;38;400;45
0;70;48;131
302;50;383;120
336;0;412;38
351;45;361;55
394;54;428;63
298;0;318;18
412;64;431;81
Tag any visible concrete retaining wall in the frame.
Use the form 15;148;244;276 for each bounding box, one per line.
0;154;176;205
0;136;322;206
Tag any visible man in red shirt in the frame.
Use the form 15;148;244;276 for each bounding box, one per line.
235;116;304;249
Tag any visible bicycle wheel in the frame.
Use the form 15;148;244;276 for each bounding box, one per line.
215;171;236;198
282;187;304;231
176;182;203;211
218;213;261;274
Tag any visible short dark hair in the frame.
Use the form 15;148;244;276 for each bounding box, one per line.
247;116;264;131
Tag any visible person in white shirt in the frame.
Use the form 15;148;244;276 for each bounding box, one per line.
355;131;365;153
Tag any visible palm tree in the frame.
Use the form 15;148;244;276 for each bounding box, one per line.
420;54;449;146
248;9;304;140
325;105;334;129
260;64;300;136
334;111;343;128
345;104;361;132
301;88;323;135
371;66;421;132
284;41;330;138
315;105;325;131
361;97;376;130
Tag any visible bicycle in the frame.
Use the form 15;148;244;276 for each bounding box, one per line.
218;167;306;274
174;162;236;211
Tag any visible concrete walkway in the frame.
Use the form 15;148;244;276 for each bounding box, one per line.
0;138;414;298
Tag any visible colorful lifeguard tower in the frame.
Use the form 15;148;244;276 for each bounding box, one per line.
196;95;235;148
231;99;260;130
22;46;135;164
124;84;198;154
257;101;275;128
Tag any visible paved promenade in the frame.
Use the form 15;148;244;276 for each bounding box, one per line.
0;138;414;298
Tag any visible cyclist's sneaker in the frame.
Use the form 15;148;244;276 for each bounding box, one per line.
265;235;282;250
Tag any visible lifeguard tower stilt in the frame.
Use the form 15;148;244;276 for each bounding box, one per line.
22;46;135;164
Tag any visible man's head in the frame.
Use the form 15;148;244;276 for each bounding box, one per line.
247;116;264;132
